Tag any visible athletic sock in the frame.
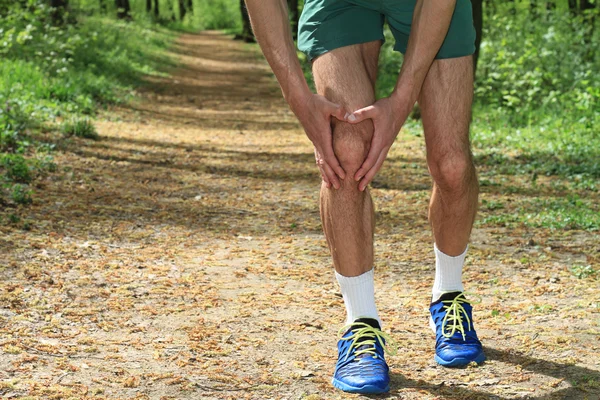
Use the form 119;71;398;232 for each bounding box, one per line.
431;244;467;303
335;268;381;327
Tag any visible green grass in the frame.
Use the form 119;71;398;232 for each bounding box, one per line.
0;1;179;207
61;118;99;140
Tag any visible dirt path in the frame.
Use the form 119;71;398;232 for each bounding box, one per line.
1;31;599;400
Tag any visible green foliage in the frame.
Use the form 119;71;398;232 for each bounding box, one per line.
476;4;599;127
570;265;597;279
0;0;176;204
10;183;32;205
61;118;98;139
193;0;241;30
1;153;31;183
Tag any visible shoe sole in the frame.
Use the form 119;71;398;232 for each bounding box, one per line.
434;353;486;367
429;316;486;368
332;378;390;394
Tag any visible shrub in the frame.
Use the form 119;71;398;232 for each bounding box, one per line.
1;153;31;183
10;183;32;205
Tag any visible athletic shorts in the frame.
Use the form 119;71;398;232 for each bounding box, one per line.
298;0;476;61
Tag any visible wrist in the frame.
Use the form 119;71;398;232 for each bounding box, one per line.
389;89;416;122
286;85;312;115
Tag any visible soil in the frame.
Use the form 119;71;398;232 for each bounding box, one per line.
1;31;599;400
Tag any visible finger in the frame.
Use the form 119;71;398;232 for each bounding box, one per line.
318;165;331;189
358;151;388;191
348;105;378;124
314;150;331;188
354;143;380;181
326;101;347;121
322;149;346;180
321;159;341;189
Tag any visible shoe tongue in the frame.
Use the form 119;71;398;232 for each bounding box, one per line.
352;318;381;330
349;318;380;353
431;291;464;306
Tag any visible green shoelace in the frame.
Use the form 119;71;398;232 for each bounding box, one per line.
338;322;398;361
439;292;482;340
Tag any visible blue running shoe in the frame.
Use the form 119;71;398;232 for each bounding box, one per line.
429;292;485;367
332;318;395;394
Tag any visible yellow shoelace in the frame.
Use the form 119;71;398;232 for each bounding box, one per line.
439;292;482;340
338;322;398;361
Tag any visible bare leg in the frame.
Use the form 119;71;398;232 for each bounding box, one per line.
312;41;381;277
419;55;479;256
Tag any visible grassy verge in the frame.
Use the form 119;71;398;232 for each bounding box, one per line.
0;2;178;211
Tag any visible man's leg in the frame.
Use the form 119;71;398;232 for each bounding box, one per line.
312;42;392;394
420;55;484;367
312;41;380;322
420;55;478;297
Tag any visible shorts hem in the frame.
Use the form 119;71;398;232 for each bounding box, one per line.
392;43;476;60
300;32;385;61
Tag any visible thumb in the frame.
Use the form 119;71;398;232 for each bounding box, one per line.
327;102;347;121
348;105;377;124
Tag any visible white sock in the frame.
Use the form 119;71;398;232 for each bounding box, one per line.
432;244;467;303
335;268;381;327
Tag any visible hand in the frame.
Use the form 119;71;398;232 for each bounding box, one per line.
347;96;411;191
291;93;347;189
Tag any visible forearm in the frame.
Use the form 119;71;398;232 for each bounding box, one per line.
244;0;310;110
391;0;456;109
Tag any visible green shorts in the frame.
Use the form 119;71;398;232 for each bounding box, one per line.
298;0;476;61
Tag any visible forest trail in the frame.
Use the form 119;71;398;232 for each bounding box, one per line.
1;31;598;400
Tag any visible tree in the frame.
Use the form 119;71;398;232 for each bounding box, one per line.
288;0;299;41
146;0;151;13
237;0;255;42
471;0;483;77
153;0;159;17
187;0;193;14
178;0;187;20
579;0;596;11
115;0;131;19
568;0;578;15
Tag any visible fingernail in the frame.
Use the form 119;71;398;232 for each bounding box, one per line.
344;112;350;120
348;114;356;122
355;175;362;182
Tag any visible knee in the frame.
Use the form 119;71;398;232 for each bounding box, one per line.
332;120;373;179
428;149;476;193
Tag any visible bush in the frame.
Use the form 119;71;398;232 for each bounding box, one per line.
193;0;241;30
1;153;31;183
476;5;599;127
10;183;32;205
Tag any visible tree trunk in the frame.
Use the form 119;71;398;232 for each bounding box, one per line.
580;0;596;60
50;0;68;24
153;0;159;17
568;0;578;14
237;0;255;42
288;0;299;41
187;0;193;14
580;0;596;11
146;0;151;13
178;0;187;20
115;0;131;20
471;0;483;78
